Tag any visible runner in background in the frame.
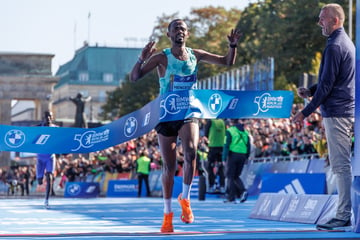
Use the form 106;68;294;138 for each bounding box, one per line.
36;111;58;209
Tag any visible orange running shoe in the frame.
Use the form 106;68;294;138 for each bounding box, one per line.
160;212;174;233
178;194;194;223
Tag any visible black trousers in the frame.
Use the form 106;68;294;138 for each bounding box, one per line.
225;152;247;201
137;173;151;197
206;147;225;187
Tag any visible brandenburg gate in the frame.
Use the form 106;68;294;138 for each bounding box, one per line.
0;53;59;166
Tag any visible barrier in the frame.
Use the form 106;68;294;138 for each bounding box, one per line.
64;182;100;198
316;195;338;225
249;193;292;221
242;161;273;196
279;194;331;223
271;160;309;173
261;173;326;194
106;179;138;197
172;176;199;198
148;170;162;197
241;157;332;196
250;193;337;224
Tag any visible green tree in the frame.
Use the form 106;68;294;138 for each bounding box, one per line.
184;7;242;79
236;0;353;87
102;1;354;119
236;0;324;86
101;71;158;120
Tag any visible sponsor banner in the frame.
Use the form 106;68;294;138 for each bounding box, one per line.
243;162;273;196
172;176;183;198
250;193;333;224
279;194;331;224
0;90;293;154
106;180;138;197
148;170;162;192
106;172;164;197
190;177;199;198
64;182;100;198
169;176;199;198
316;195;338;225
325;168;337;195
249;193;292;221
261;173;326;194
306;158;326;173
102;172;117;193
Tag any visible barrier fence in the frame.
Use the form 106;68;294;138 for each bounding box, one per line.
0;154;333;198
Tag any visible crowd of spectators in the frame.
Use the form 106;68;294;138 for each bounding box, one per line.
1;103;349;194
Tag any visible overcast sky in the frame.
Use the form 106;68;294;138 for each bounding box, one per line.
1;0;250;73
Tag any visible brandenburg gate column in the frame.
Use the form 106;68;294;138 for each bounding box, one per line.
0;99;11;125
0;99;12;166
34;99;51;121
0;53;58;167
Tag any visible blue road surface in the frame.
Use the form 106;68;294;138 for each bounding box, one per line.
0;196;359;240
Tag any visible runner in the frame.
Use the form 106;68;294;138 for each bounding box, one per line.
36;111;58;209
130;19;241;232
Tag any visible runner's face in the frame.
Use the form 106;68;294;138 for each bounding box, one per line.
169;21;188;44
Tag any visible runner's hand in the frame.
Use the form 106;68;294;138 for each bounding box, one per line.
140;41;156;61
227;29;242;45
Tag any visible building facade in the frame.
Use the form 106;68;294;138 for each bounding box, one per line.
53;44;142;124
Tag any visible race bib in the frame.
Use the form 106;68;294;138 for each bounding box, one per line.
170;74;197;91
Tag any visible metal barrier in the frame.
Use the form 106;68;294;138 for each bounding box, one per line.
248;153;321;163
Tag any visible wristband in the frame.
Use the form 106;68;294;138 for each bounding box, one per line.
137;58;144;64
229;43;237;48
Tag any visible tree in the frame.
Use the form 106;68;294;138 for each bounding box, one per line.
236;0;324;86
101;71;158;120
102;1;354;119
236;0;353;87
184;7;242;78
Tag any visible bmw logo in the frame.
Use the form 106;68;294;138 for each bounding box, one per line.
4;130;26;148
124;117;138;137
208;93;222;114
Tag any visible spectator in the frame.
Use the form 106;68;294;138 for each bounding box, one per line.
297;136;317;155
313;130;328;158
19;166;30;196
204;119;226;193
65;162;78;182
293;3;354;230
135;149;151;197
222;119;250;203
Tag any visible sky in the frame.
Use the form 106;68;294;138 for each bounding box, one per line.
1;0;251;74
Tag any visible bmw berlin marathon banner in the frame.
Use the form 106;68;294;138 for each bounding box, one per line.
0;90;293;154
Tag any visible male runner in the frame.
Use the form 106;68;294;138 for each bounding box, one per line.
130;19;241;232
37;111;58;209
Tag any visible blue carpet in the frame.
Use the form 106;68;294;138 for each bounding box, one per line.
0;196;358;239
